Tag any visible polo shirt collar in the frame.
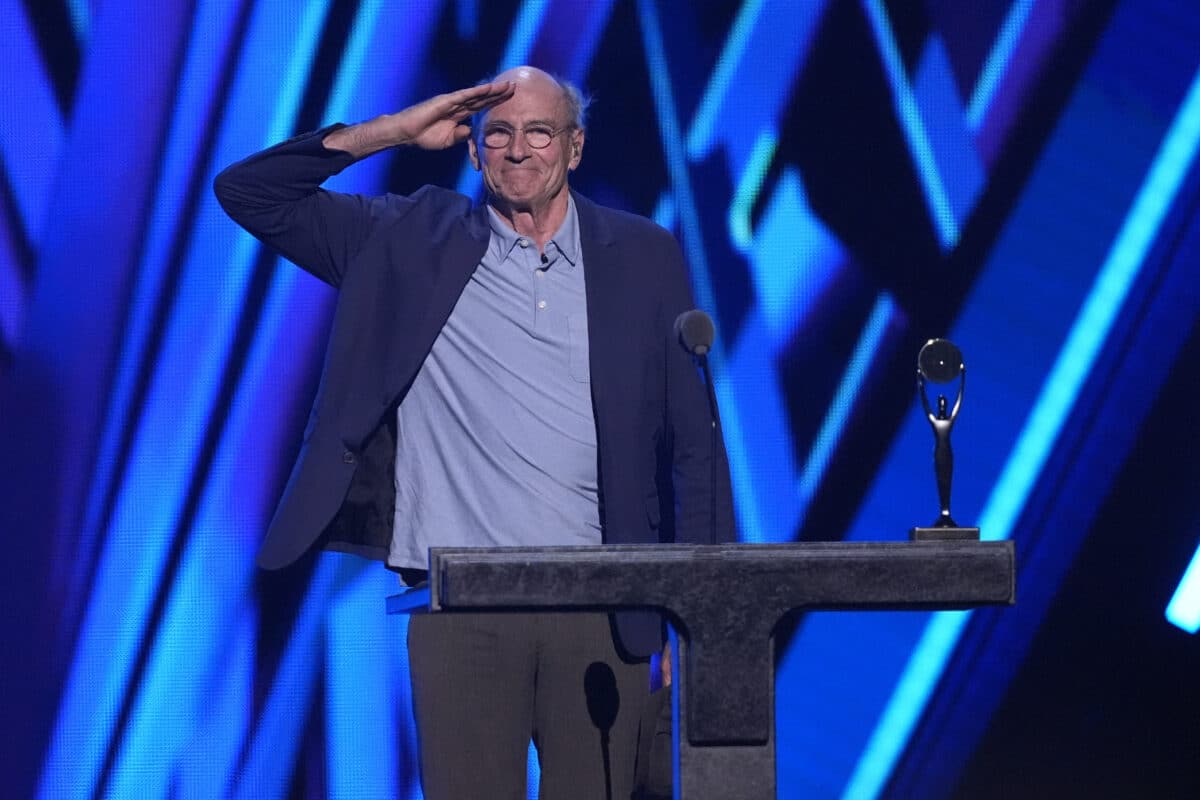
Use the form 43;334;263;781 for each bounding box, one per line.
485;195;581;269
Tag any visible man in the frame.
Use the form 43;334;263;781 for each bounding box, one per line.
214;66;734;799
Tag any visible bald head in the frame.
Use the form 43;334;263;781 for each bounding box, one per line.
492;65;555;86
472;67;588;137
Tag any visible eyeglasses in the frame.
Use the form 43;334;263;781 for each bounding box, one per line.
481;124;573;150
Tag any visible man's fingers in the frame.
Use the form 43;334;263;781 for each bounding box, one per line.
444;81;516;118
463;80;517;103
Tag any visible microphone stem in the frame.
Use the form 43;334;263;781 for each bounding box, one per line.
700;355;718;544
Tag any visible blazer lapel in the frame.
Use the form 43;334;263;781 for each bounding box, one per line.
574;190;624;447
387;203;489;399
424;203;490;334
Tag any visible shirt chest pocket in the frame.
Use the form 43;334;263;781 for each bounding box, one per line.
567;314;591;383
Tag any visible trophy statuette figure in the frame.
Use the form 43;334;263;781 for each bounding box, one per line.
911;338;980;541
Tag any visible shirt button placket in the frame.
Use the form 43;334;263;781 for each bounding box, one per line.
530;244;548;325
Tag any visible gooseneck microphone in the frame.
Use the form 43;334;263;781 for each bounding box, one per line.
674;310;719;545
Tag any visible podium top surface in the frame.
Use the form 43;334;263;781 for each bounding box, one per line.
388;540;1014;616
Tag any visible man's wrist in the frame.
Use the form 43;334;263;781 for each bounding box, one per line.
322;117;405;159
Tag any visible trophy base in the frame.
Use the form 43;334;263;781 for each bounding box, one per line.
910;526;981;541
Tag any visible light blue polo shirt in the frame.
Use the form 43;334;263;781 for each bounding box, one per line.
388;196;600;570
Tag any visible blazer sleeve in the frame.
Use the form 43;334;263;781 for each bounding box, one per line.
212;125;410;287
657;232;736;544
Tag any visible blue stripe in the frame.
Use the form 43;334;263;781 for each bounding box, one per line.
686;0;826;170
1166;540;1200;633
0;210;24;347
967;0;1036;129
652;190;677;231
498;0;550;70
795;295;895;517
322;0;385;127
685;0;766;160
66;0;92;42
0;0;66;243
861;0;959;249
177;614;255;798
727;132;777;252
326;569;402;799
231;559;345;800
457;0;479;40
635;0;715;342
566;0;617;85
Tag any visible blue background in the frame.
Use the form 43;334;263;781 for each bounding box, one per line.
1;0;1198;797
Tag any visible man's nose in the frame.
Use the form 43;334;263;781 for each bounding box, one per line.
506;133;530;160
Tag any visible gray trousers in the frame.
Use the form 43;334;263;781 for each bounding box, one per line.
407;611;655;800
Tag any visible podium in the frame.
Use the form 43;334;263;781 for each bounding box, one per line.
388;541;1015;799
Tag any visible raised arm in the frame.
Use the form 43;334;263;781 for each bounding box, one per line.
213;81;516;285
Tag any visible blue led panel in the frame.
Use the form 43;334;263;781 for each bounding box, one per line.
3;2;1196;798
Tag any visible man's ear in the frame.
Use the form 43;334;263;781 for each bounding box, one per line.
568;129;584;171
468;137;481;171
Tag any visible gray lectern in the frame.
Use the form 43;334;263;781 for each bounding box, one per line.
388;540;1014;799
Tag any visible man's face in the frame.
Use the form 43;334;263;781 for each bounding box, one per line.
469;73;583;214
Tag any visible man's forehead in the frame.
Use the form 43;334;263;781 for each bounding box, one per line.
484;79;565;125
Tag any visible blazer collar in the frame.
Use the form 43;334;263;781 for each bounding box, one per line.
571;188;615;248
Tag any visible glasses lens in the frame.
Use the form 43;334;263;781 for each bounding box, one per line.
483;128;512;148
525;128;553;148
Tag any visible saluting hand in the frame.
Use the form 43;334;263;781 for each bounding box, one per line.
323;80;516;158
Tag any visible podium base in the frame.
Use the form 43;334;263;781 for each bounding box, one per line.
910;526;981;541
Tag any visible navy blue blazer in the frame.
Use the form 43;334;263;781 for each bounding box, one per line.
214;127;734;656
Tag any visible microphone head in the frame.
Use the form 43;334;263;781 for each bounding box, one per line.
675;310;715;355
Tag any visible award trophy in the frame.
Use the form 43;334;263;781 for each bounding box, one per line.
910;338;980;541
